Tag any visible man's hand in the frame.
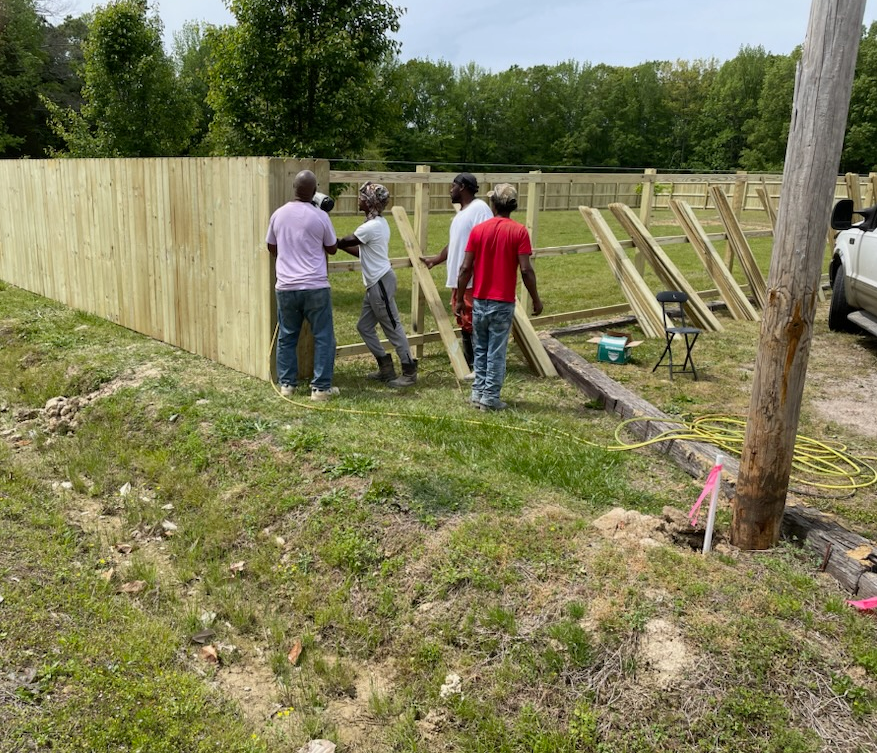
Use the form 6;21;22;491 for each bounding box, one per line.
420;255;436;269
532;298;544;316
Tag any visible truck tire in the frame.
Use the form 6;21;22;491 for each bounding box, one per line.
828;264;855;332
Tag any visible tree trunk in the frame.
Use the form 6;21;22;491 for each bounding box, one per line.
732;0;865;549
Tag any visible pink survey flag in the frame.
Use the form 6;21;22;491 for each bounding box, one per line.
847;596;877;611
688;463;723;527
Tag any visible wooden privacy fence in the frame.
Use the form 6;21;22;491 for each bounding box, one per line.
0;158;865;380
0;157;329;381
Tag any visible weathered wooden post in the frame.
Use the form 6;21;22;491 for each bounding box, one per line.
636;168;657;273
732;0;865;549
411;165;430;359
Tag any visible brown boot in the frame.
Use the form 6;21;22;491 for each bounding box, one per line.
367;354;396;382
388;359;417;388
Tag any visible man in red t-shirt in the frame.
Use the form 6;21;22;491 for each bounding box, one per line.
456;184;543;411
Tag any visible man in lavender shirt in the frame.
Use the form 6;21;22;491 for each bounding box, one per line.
266;170;340;401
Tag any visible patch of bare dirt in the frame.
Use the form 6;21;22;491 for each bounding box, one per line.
811;370;877;439
636;618;692;689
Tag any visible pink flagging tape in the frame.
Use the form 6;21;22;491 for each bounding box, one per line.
688;464;723;527
847;596;877;611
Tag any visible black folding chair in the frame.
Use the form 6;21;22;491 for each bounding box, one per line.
653;291;702;380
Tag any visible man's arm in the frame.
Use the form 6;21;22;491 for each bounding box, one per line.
519;255;543;316
324;240;338;256
455;252;475;315
267;243;277;257
421;244;448;268
336;233;361;258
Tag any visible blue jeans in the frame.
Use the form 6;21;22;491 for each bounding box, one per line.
276;288;336;390
472;298;515;405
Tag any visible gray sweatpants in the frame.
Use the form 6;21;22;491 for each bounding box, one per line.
357;270;414;364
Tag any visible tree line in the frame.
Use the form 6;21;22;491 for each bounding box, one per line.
4;0;877;175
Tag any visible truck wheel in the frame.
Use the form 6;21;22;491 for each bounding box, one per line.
828;264;855;332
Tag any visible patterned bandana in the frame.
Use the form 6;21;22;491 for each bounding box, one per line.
359;181;390;220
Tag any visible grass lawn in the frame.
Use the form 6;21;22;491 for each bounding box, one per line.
1;205;876;752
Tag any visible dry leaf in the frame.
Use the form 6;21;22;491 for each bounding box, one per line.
115;544;133;554
229;561;245;576
200;645;219;663
100;568;115;582
191;628;216;645
119;580;146;594
287;639;303;666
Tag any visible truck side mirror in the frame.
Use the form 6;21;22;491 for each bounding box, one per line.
831;199;854;231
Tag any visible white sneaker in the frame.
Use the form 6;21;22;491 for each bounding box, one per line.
462;371;476;381
280;384;295;397
311;386;340;402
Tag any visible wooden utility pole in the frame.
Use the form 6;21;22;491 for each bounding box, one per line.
732;0;865;549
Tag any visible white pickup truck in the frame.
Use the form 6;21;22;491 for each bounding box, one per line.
828;199;877;337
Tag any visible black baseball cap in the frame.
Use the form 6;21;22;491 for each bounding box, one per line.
453;172;479;193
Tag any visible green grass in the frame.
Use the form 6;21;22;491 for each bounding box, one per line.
2;206;877;752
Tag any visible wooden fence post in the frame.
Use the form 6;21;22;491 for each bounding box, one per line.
639;168;656;228
733;170;748;217
868;172;877;206
636;168;657;274
521;170;541;312
411;165;430;359
732;0;865;550
845;172;863;207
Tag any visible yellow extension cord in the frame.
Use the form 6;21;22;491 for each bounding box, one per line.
268;325;877;494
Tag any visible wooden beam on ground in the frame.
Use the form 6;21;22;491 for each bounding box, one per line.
538;333;739;490
669;199;760;322
391;206;470;379
540;332;877;597
784;504;877;598
578;206;666;339
609;202;723;332
710;186;768;310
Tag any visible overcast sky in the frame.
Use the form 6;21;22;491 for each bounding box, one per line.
63;0;877;71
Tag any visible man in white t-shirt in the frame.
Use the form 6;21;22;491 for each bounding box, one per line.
337;182;417;388
266;170;339;402
420;172;493;371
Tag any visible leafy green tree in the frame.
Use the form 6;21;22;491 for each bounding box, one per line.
40;13;89;111
741;50;798;172
662;59;717;169
691;45;772;170
380;58;459;165
172;21;216;155
0;0;46;156
207;0;401;157
842;22;877;173
45;0;196;156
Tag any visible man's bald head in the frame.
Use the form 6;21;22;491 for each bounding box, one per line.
293;170;318;202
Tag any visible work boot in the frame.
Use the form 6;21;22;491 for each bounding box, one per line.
461;331;475;369
388;360;418;388
367;353;396;382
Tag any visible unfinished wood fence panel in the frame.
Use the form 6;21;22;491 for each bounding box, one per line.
0;157;321;381
578;206;665;339
710;186;768;309
669;199;760;322
609;202;723;332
